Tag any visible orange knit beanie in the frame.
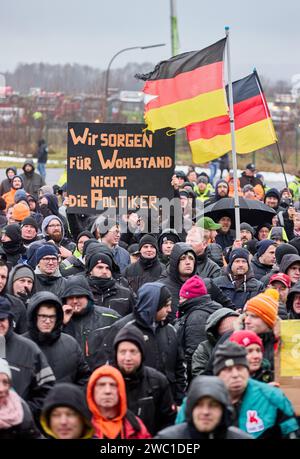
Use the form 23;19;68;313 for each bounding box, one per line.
244;288;279;328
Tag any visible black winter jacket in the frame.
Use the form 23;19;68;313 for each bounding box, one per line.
195;252;221;279
35;268;68;299
175;296;222;379
24;292;90;386
124;256;166;293
120;365;176;435
213;272;263;310
251;254;273;280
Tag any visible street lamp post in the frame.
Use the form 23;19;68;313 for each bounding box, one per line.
104;43;165;121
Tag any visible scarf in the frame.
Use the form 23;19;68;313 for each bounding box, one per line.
139;255;158;270
0;390;24;429
88;276;115;292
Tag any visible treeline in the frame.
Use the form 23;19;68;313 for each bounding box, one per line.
4;62;154;95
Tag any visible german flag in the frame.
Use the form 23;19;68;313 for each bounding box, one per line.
136;38;227;132
187;71;277;163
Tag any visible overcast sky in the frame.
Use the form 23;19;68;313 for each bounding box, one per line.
1;0;299;82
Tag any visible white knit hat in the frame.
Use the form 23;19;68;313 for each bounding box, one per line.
0;358;12;380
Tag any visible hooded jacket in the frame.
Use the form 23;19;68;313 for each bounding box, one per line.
114;326;176;435
0;314;55;420
192;308;240;377
195;251;221;279
279;253;300;281
0;167;17;195
24;292;90;386
98;283;187;404
157;228;181;266
34;265;68;299
41;214;75;252
40;383;94;439
286;282;300;319
86;365;151;439
62;275;120;368
175;295;222;379
155;376;251;439
159;243;234;322
20;160;45;199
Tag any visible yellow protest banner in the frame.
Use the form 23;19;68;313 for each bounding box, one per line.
280;320;300;376
275;321;300;415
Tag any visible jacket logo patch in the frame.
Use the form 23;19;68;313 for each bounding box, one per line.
246;410;264;433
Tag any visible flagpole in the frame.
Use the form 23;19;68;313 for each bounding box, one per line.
275;142;289;190
225;26;240;240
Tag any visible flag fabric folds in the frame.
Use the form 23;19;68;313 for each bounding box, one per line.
136;38;227;132
187;71;277;163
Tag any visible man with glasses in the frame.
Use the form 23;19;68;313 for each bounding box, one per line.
34;244;67;298
41;215;75;260
24;291;90;387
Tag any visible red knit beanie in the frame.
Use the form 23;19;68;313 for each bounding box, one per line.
229;330;264;351
179;275;207;299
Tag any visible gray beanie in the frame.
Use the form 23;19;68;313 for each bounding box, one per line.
213;341;249;375
0;358;12;380
13;266;34;283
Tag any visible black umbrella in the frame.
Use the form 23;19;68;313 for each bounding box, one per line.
201;197;276;228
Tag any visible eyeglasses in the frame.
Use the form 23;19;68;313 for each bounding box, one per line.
41;257;58;263
37;314;56;322
47;224;61;229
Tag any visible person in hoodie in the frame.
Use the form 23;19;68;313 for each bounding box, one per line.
0;223;26;269
113;326;176;435
124;234;166;293
286;282;300;319
260;242;298;287
159;242;234;322
192;308;240;377
20;159;45;199
34;244;67;298
39;194;71;239
41;214;75;260
59;230;93;277
40;383;94;439
204;179;230;207
24;292;90;387
0;358;42;439
61;275;120;368
0;297;55;421
214;249;264;311
0;167;17;196
85;252;135;317
279;253;300;285
86;365;151;439
215;214;236;250
264;188;285;213
0;260;27;334
157;228;181;266
176;275;222;380
185;226;221;279
2;175;24;209
250;240;276;280
98;282;187;406
6;263;36;309
156;375;251;439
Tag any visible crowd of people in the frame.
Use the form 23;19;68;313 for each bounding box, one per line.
0;159;300;440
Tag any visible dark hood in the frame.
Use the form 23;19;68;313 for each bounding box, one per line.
61;275;94;302
84;241;121;276
40;383;93;439
5;166;17;179
286;282;300;317
178;295;221;317
185;375;233;429
168;242;197;283
214;179;229;200
22;159;35;172
44;193;59;216
205;308;240;344
134;282;165;330
279;254;300;275
27;291;63;344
